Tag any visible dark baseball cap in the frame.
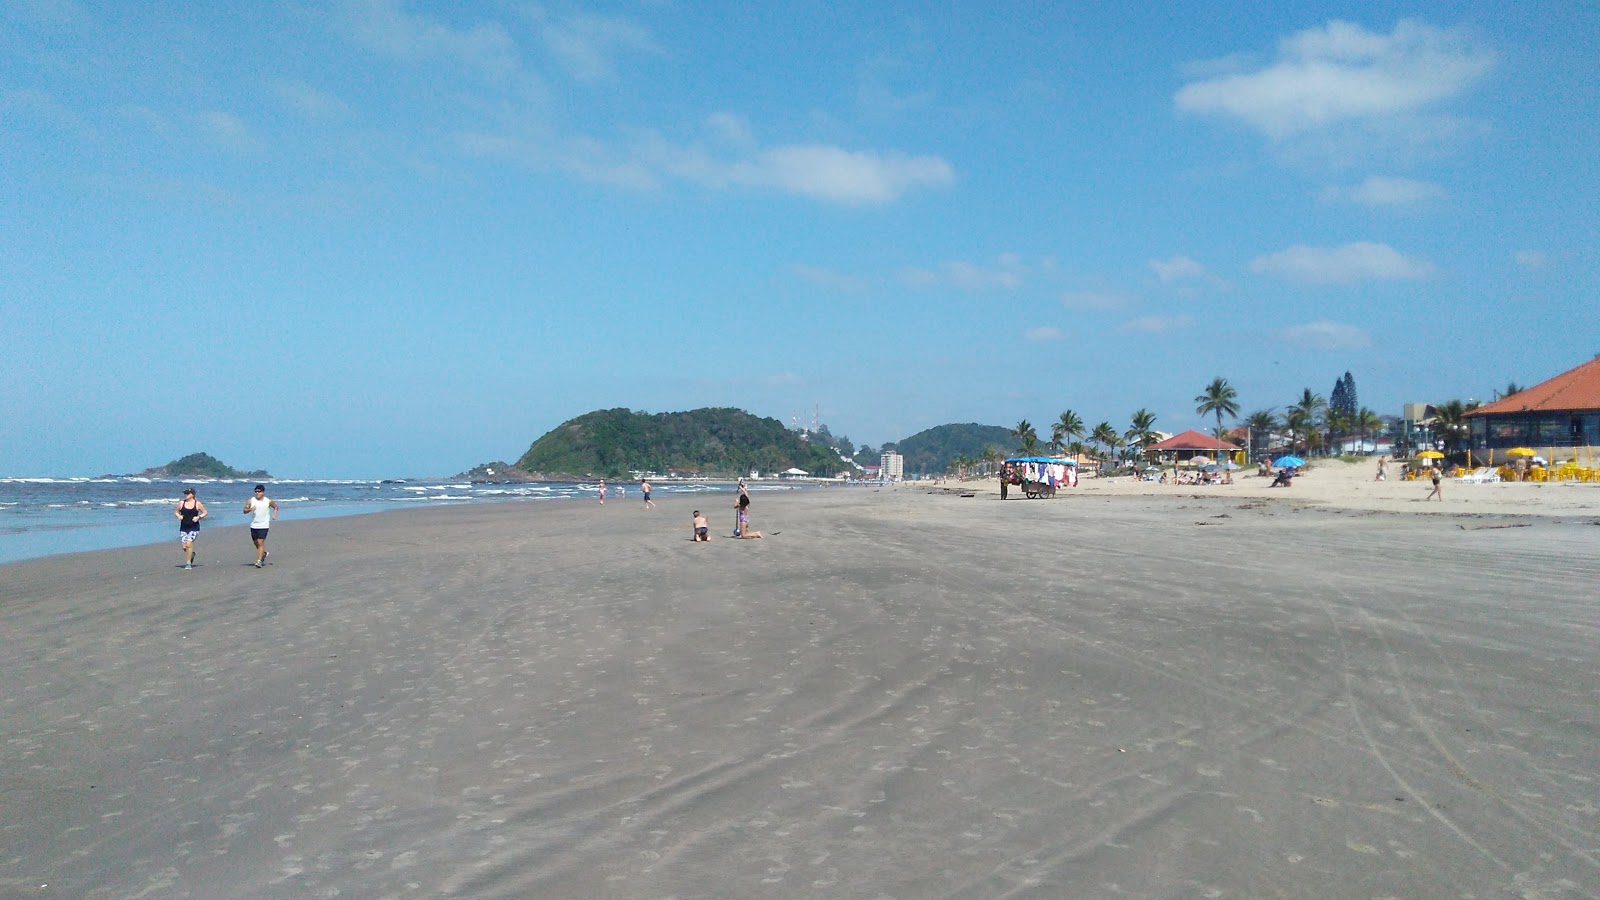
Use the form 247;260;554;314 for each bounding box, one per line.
254;484;266;491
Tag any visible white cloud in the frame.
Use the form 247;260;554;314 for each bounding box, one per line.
1514;249;1547;269
343;0;521;79
1278;320;1372;350
1118;314;1194;334
1319;175;1443;206
528;8;660;83
1059;290;1130;310
1249;242;1435;284
900;256;1024;291
790;264;869;293
727;144;954;206
1024;326;1067;342
199;110;260;153
1175;20;1494;139
1149;256;1208;283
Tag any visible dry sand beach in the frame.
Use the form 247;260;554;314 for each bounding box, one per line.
4;480;1599;897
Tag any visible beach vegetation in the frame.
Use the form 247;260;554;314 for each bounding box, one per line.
1195;377;1241;439
1011;420;1040;454
1052;410;1085;453
1243;409;1279;459
1124;409;1159;461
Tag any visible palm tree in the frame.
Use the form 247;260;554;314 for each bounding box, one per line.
1195;377;1241;443
1324;407;1352;454
980;446;1002;476
1495;382;1525;400
1124;408;1159;462
1288;388;1326;455
1243;409;1278;460
1432;400;1473;454
1011;420;1039;455
1355;407;1382;453
1052;410;1085;454
1089;421;1118;461
1066;440;1086;463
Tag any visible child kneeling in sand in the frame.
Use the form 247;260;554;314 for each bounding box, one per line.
691;510;711;541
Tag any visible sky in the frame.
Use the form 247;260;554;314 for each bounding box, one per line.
2;2;1597;477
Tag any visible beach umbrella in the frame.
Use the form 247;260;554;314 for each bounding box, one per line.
1415;450;1445;459
1273;455;1305;468
1505;447;1537;457
1216;461;1241;470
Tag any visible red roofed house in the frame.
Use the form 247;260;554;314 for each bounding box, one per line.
1465;355;1600;459
1145;429;1243;463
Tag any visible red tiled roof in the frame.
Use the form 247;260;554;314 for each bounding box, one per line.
1146;429;1242;451
1466;355;1600;416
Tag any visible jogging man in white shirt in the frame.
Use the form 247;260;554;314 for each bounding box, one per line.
244;484;277;568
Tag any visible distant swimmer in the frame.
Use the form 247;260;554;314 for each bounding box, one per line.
175;487;207;568
243;484;277;568
641;479;655;509
691;510;710;541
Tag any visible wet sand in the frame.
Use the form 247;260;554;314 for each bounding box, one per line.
3;488;1597;897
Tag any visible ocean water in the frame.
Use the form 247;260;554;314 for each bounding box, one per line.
0;476;767;565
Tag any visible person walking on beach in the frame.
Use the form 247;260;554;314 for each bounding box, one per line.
1375;457;1388;481
175;488;207;568
1426;465;1443;501
735;480;751;536
597;479;606;505
243;484;277;567
641;479;655;509
690;510;710;541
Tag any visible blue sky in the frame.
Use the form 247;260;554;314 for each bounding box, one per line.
3;2;1596;477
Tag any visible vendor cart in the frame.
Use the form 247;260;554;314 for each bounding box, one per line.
1001;456;1077;499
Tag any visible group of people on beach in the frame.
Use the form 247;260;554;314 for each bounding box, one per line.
691;479;761;541
173;484;277;569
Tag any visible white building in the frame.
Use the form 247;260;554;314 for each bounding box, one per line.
879;451;904;482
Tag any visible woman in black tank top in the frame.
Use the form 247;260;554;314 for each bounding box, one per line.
175;489;208;568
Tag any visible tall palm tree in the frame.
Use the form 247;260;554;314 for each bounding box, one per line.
1195;377;1241;443
1432;400;1478;454
1288;388;1326;455
1066;440;1086;463
1011;420;1039;455
1243;408;1278;460
1052;410;1085;453
1089;421;1118;461
1124;408;1159;462
1324;407;1352;454
1355;407;1382;453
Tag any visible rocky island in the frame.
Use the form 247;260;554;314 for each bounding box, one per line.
132;452;270;480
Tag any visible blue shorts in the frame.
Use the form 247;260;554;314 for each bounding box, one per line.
250;527;269;541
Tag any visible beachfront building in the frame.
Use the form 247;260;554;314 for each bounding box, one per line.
879;451;904;482
1144;430;1243;464
1464;355;1600;462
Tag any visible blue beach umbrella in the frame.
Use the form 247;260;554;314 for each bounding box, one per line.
1273;455;1305;468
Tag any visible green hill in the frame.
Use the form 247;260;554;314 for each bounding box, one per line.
889;423;1014;474
138;452;270;479
516;408;849;479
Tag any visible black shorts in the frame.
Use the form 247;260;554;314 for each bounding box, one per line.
250;527;269;541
